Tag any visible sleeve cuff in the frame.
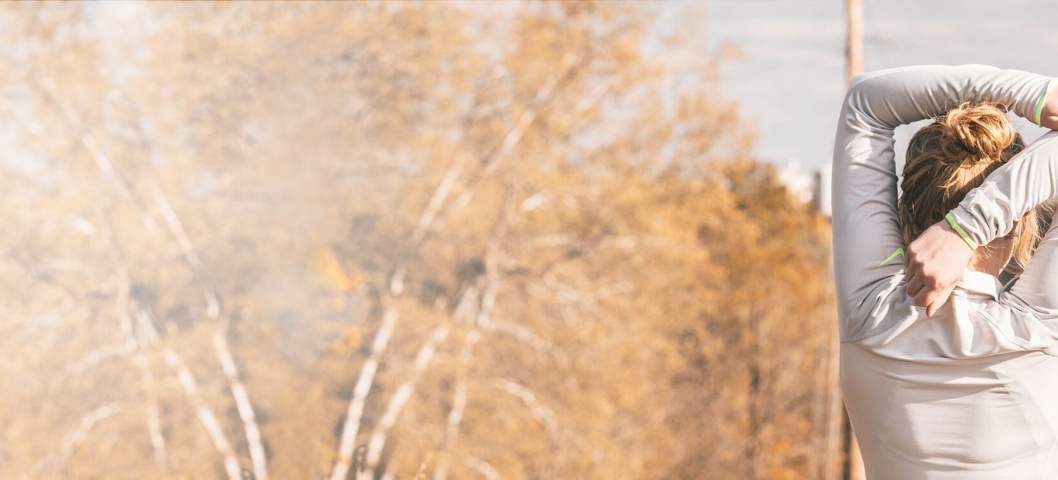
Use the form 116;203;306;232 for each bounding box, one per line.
945;212;978;250
948;204;995;248
1036;79;1054;127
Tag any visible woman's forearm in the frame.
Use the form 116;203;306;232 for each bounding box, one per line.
907;72;1058;316
949;132;1058;246
950;73;1058;244
833;65;1052;339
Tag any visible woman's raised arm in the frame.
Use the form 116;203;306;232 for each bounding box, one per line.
907;83;1058;314
833;64;1052;341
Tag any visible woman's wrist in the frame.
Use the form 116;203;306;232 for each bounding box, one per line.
1039;80;1058;130
945;212;979;251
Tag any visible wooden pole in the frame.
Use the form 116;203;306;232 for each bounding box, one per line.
822;325;842;480
846;0;863;81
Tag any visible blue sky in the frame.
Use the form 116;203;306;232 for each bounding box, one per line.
670;0;1058;169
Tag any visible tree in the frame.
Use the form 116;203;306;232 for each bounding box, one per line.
0;3;836;479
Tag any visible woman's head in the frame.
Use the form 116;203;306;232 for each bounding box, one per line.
899;101;1038;274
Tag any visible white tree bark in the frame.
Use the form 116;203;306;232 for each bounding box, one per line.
136;309;243;480
214;332;268;480
411;153;468;245
481;321;552;352
164;345;243;480
329;306;399;480
74;92;265;480
59;404;122;465
330;141;468;479
431;329;477;480
113;252;169;472
133;330;168;472
464;455;500;480
150;178;269;479
361;323;451;479
493;379;558;436
436;191;511;480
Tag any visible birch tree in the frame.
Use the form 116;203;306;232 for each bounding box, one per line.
0;3;835;479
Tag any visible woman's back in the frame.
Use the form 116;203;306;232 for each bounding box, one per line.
832;64;1058;479
843;341;1058;479
842;271;1058;478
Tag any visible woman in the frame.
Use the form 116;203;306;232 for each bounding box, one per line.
833;64;1058;479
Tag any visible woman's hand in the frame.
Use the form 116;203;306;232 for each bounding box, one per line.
905;220;975;316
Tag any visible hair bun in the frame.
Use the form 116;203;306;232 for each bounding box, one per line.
940;102;1018;163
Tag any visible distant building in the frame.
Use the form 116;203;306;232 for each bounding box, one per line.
813;162;832;217
776;159;814;204
772;159;832;217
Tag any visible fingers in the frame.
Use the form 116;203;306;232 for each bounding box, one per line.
911;278;956;315
905;269;924;299
925;285;956;317
910;279;940;308
906;268;945;310
912;285;942;314
901;219;974;314
905;265;934;306
912;288;931;309
905;263;920;297
907;281;925;301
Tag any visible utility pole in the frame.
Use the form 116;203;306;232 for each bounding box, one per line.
841;1;867;479
825;1;866;480
846;0;863;81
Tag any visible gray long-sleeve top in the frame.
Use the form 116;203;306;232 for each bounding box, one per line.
833;65;1058;478
832;64;1058;357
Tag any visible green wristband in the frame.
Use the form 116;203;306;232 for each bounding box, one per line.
945;212;978;251
878;247;905;266
1035;80;1052;127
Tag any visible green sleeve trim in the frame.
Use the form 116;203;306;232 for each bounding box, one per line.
945;212;978;250
878;247;905;266
1035;80;1052;127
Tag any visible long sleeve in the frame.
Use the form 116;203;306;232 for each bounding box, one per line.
832;64;1053;341
948;132;1058;249
949;130;1058;313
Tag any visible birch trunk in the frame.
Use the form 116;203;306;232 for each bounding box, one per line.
329;306;399;480
214;332;268;480
361;323;451;479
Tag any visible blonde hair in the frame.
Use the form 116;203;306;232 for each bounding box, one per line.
899;101;1039;271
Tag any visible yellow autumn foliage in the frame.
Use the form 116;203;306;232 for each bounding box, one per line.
0;3;835;479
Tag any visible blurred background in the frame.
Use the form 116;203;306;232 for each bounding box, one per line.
0;2;1053;479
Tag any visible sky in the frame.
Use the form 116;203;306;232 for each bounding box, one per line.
670;0;1058;171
